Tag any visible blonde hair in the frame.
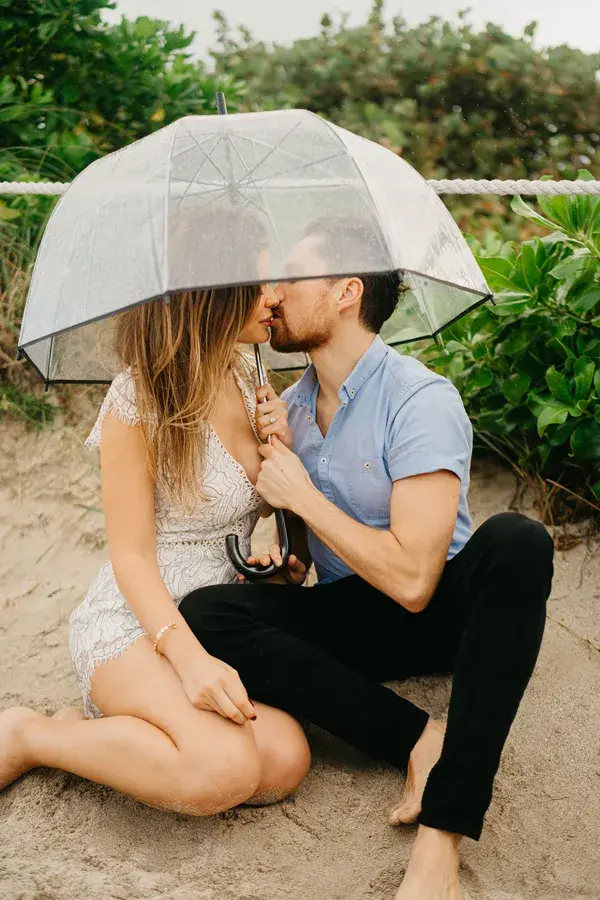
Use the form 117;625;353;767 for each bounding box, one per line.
114;283;262;511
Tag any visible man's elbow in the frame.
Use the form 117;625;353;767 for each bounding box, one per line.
388;578;431;614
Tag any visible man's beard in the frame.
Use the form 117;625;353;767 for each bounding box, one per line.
270;316;333;354
271;316;333;353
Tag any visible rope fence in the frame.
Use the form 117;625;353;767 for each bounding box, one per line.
1;179;600;196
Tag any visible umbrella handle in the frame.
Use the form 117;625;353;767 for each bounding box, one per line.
225;340;291;579
226;508;290;580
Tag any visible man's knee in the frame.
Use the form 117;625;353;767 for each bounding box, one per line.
479;512;554;587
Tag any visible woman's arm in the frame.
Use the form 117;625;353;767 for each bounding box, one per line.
98;407;254;724
100;412;204;663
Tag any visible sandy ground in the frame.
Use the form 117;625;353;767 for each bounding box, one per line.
0;395;599;900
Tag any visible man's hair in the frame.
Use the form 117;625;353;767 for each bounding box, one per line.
303;216;406;333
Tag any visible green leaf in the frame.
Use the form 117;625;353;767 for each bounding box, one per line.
510;195;557;232
472;368;494;388
573;356;595;401
537;404;569;437
547;419;576;446
571;286;600;315
537;194;577;233
0;202;20;221
503;372;530;405
591;480;600;502
519;243;540;292
545;366;574;405
477;257;518;292
570;421;600;460
549;254;591;281
489;295;531;317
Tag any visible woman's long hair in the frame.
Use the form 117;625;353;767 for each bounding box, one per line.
113;206;267;511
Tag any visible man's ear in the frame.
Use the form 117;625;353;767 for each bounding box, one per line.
336;277;364;315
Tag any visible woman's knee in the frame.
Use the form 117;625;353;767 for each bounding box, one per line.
173;732;262;816
249;713;311;805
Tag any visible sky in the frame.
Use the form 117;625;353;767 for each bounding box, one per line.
105;0;600;57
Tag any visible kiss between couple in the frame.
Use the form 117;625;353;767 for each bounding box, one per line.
1;217;554;900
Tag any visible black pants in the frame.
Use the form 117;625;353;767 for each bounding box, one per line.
178;512;554;840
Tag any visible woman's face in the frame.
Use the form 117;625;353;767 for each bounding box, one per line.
237;248;279;345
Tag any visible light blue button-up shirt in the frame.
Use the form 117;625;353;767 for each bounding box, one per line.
282;336;473;583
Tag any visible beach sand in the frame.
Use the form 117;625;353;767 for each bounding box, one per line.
1;397;599;900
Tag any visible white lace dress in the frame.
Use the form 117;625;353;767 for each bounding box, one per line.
68;367;264;719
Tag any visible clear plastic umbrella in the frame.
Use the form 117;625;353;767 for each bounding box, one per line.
17;99;492;579
18;105;492;385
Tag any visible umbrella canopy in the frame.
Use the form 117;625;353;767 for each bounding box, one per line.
18;109;492;384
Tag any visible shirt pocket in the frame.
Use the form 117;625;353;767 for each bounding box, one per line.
345;456;392;523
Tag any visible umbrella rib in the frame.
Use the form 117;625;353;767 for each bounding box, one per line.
236;119;304;185
171;132;220;161
244;151;350;192
179;126;232;204
226;137;288;266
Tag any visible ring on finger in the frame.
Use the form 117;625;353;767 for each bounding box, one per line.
269;415;277;424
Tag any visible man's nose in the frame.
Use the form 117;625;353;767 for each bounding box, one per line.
265;288;280;308
273;282;285;302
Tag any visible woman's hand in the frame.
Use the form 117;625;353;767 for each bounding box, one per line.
176;647;256;725
237;545;308;586
256;383;292;448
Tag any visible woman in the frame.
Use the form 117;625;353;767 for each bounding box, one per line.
0;218;311;813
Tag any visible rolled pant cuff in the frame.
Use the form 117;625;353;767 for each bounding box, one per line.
418;808;484;842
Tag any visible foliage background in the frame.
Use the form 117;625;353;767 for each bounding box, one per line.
1;0;599;515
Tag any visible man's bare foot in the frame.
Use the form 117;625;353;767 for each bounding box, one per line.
395;825;462;900
0;706;41;790
389;718;445;825
52;707;85;723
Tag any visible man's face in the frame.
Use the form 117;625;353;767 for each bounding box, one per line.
270;235;340;354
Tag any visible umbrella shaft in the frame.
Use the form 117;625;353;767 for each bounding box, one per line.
253;344;267;388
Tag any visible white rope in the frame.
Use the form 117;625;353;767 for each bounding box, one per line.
1;178;600;196
428;179;600;196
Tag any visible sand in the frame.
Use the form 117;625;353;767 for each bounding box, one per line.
1;396;599;900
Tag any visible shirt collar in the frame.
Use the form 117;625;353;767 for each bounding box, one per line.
294;363;318;408
340;335;387;403
294;335;387;409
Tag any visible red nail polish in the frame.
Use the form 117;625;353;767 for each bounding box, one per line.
251;714;258;721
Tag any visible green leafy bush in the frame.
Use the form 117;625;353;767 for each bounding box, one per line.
418;170;600;512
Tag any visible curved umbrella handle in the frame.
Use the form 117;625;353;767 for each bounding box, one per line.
226;508;290;580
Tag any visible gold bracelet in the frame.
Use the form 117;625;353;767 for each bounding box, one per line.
153;621;177;655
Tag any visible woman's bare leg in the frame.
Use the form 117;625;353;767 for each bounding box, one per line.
0;636;310;814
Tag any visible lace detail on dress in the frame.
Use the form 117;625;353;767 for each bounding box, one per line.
85;368;142;450
70;364;264;719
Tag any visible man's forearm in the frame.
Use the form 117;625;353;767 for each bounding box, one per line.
293;487;426;610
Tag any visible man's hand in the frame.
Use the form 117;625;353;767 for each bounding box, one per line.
256;437;315;513
236;545;307;585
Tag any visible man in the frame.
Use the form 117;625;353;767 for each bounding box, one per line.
179;218;554;900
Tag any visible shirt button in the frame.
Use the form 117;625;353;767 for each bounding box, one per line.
349;389;355;397
364;461;371;469
321;457;327;464
308;415;313;422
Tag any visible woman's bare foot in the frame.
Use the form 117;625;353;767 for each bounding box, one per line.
0;706;42;790
395;825;462;900
389;718;445;825
52;707;86;723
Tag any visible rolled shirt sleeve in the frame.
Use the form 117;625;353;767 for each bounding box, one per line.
386;378;473;483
